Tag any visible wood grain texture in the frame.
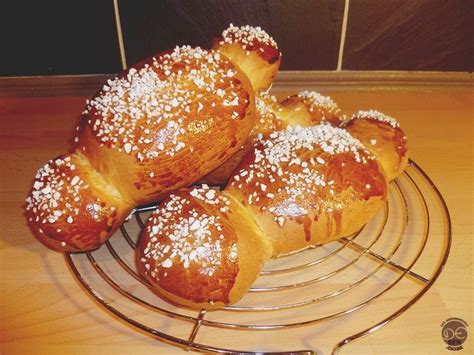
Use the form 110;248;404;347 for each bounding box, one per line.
343;0;474;71
0;1;121;76
119;0;344;70
0;81;472;354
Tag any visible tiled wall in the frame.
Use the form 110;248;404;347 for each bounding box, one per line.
343;0;473;71
1;0;472;76
1;1;121;76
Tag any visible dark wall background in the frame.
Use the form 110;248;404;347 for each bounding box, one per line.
0;0;472;77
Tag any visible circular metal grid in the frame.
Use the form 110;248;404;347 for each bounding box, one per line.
64;159;451;354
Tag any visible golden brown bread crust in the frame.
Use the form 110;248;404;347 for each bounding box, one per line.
225;125;387;257
201;91;345;186
253;91;285;134
200;91;283;186
136;186;271;309
26;24;284;253
343;110;409;182
25;153;133;252
138;123;392;308
136;97;409;308
77;46;255;204
198;138;254;186
25;22;410;312
213;24;281;92
280;91;345;127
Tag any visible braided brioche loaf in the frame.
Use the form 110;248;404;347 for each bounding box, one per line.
25;25;280;252
137;93;409;309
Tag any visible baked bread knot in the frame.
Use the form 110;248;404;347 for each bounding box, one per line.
25;153;133;252
279;91;345;128
226;124;388;257
214;24;281;92
139;123;391;308
137;185;272;309
343;110;409;181
26;25;281;253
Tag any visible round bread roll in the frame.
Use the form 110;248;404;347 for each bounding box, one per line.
225;124;388;257
279;91;345;127
343;110;409;182
137;185;272;309
25;153;133;252
213;24;281;92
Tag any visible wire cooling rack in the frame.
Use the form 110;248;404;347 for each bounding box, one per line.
64;159;451;354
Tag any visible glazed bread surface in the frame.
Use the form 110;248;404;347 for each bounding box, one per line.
279;91;346;127
25;153;133;252
225;124;387;257
137;186;272;309
77;46;255;205
200;91;284;185
139;111;407;308
201;90;346;186
343;110;409;181
25;24;280;252
213;24;281;92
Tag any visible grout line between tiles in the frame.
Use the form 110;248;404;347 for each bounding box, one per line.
113;0;128;70
337;0;350;71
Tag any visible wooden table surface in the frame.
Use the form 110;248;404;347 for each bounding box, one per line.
0;77;472;354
